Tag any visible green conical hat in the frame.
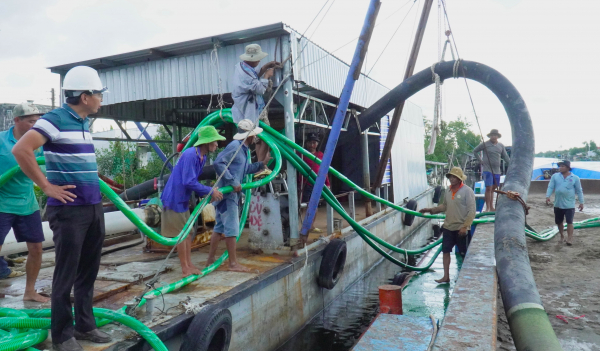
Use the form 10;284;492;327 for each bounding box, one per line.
193;126;226;146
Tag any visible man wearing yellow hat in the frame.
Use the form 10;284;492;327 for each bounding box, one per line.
161;126;225;277
420;167;476;284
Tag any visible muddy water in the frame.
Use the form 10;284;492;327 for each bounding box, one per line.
277;228;463;351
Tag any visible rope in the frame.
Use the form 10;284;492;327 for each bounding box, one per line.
427;63;442;155
208;42;227;122
495;189;530;215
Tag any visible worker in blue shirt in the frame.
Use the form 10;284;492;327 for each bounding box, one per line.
546;160;584;246
206;119;270;272
0;102;47;302
161;126;225;277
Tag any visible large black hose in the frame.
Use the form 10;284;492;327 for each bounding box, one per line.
350;60;561;350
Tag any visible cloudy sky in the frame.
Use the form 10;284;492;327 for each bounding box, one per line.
1;0;598;152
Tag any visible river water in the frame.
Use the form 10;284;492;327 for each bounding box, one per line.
277;227;463;351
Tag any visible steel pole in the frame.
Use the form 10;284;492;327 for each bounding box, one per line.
134;122;173;171
300;0;381;238
372;0;434;189
361;130;373;217
280;34;300;244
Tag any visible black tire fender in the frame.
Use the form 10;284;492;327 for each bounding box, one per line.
317;239;347;290
180;306;232;351
402;199;418;226
392;272;409;286
432;185;443;204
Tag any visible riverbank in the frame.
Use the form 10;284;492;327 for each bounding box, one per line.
496;194;600;351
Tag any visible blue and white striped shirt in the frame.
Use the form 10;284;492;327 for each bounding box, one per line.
32;104;101;206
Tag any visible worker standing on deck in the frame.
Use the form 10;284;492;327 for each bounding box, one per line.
0;102;48;302
13;66;111;351
232;44;280;163
419;167;476;284
473;129;510;211
546;160;584;246
206;119;270;272
298;133;330;234
161;126;225;277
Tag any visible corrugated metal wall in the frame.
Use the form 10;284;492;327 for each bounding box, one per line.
293;34;391;109
98;30;391;110
390;101;428;201
99;38;280;106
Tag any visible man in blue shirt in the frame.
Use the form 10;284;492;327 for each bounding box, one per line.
546;160;584;246
161;126;225;277
13;66;111;350
206;119;270;272
231;44;278;164
0;102;47;302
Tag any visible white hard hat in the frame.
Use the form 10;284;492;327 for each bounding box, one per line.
62;66;108;93
13;102;43;118
233;119;263;140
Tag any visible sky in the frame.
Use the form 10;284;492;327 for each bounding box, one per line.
1;0;598;153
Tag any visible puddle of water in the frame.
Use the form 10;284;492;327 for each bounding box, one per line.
277;229;463;351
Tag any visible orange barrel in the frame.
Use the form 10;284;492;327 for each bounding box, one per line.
378;284;403;315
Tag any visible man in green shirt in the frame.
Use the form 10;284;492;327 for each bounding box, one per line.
0;102;48;302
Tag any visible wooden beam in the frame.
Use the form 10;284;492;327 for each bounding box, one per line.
372;0;434;189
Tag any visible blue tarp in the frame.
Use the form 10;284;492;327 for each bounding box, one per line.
532;158;600;180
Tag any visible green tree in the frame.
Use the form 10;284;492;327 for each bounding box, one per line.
424;116;482;164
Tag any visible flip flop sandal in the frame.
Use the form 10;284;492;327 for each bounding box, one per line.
0;270;25;279
566;242;573;246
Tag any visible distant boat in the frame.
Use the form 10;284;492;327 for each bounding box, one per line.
531;158;600;180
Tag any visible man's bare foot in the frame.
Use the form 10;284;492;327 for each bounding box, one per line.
23;291;50;303
182;266;200;277
435;278;450;284
490;207;495;212
205;257;216;267
560;236;566;243
228;263;252;273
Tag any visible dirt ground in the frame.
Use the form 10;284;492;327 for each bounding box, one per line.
496;194;600;351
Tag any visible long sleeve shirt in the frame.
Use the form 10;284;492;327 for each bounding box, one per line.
431;184;476;231
161;147;212;213
473;140;510;174
231;62;269;124
213;140;264;203
298;151;330;187
546;172;584;209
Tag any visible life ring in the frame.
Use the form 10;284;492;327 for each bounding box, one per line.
180;306;232;351
402;199;418;226
317;239;347;290
432;185;443;204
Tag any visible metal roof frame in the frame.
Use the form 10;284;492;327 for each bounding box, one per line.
48;23;290;74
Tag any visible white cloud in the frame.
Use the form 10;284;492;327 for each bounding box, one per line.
1;0;598;152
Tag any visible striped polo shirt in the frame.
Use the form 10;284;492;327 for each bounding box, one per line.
32;104;101;206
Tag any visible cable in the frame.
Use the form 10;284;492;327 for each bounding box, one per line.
367;0;418;75
300;0;415;72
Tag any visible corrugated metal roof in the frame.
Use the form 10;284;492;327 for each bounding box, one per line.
49;23;397;110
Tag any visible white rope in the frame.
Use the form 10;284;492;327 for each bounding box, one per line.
452;58;462;79
208;42;226;121
427;63;442;155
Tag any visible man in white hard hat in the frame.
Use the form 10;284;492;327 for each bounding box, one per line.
13;66;111;350
231;43;280;163
206;119;271;272
0;102;48;302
